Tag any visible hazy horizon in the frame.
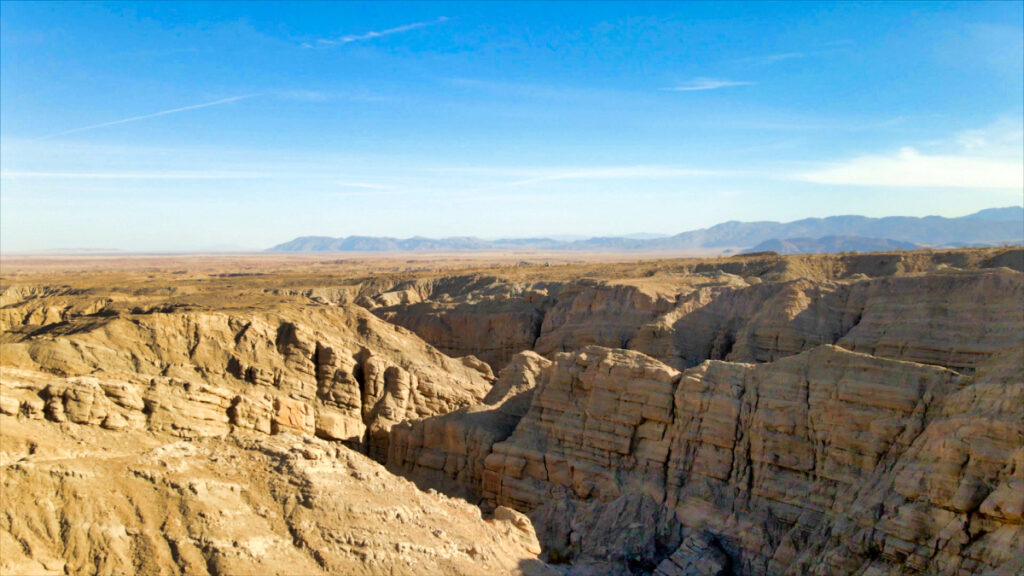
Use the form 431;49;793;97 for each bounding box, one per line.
1;204;1019;255
2;1;1022;251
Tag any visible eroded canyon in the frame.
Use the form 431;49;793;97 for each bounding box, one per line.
1;248;1021;575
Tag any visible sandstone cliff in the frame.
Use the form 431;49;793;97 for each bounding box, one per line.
1;298;493;459
0;413;549;575
634;268;1024;371
368;276;562;371
391;345;1022;574
358;250;1023;375
388;351;552;505
0;291;549;575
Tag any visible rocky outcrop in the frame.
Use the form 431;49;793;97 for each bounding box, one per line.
447;345;1021;574
388;352;552;504
483;347;683;514
370;277;559;371
4;248;1022;576
0;420;550;576
483;351;551;405
0;280;557;575
835;269;1024;370
360;255;1023;377
533;282;681;358
634;268;1024;372
375;300;547;373
1;303;493;457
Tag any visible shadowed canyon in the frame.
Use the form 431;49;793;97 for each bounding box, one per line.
1;247;1022;575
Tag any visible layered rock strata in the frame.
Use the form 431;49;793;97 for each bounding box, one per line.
4;248;1022;575
388;351;552;505
0;297;552;575
391;345;1022;574
0;419;550;576
1;302;493;458
635;268;1024;372
532;282;682;358
368;276;561;371
361;258;1023;376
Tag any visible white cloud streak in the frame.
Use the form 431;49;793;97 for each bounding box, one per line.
31;95;252;141
0;169;397;191
455;165;724;195
273;89;395;104
663;78;755;92
795;147;1024;189
309;17;449;47
731;52;805;65
1;170;276;180
499;166;719;187
730;41;857;67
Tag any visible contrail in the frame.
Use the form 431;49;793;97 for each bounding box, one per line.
32;94;252;140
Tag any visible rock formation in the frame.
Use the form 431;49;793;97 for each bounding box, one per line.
0;409;549;575
634;268;1023;371
2;247;1021;575
0;293;548;575
1;300;492;458
388;351;552;505
363;250;1022;375
391;344;1022;574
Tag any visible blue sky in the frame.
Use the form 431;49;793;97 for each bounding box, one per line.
1;1;1022;251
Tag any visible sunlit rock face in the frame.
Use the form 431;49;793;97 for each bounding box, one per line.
3;248;1021;575
391;343;1022;574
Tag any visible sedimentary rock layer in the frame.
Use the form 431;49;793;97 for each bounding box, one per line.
0;419;549;576
0;301;493;458
393;345;1022;574
388;352;552;504
367;264;1023;374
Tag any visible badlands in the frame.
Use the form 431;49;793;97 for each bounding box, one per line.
1;247;1022;575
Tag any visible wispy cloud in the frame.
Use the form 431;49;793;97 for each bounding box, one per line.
795;119;1024;189
1;170;280;180
731;52;805;65
794;147;1023;189
731;41;855;67
951;118;1024;156
0;170;398;191
499;166;719;187
306;17;449;48
31;95;252;141
663;78;754;92
453;165;725;195
273;89;395;104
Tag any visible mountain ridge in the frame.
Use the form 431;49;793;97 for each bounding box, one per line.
268;206;1024;252
741;235;920;255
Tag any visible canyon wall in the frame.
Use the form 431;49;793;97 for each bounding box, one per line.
379;258;1022;574
360;250;1023;375
392;345;1022;574
1;299;494;459
0;291;549;575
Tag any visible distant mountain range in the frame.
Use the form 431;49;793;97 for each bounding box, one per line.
742;236;919;255
268;206;1024;254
